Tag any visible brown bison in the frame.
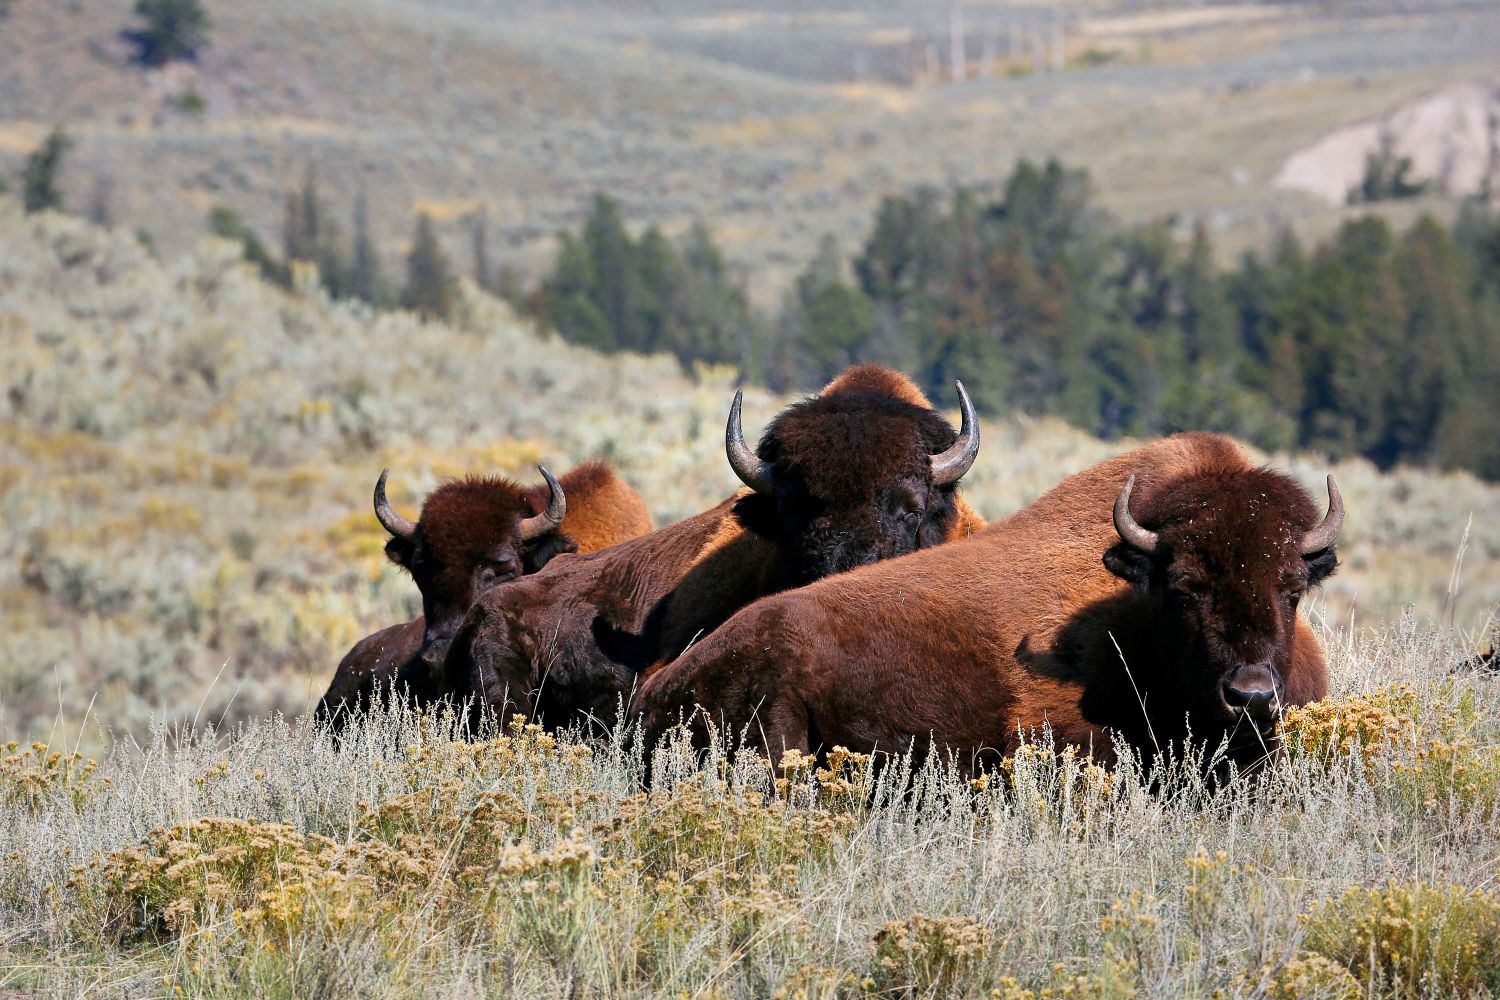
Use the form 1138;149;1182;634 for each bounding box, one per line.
315;461;652;725
633;432;1342;773
441;365;984;730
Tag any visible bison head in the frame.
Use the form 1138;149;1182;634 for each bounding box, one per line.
1102;469;1342;745
726;379;979;585
374;467;575;670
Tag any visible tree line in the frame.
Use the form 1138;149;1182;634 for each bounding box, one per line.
528;162;1500;482
14;132;1495;480
207;169;471;322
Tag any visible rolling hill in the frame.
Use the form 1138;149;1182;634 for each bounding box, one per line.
1;201;1495;742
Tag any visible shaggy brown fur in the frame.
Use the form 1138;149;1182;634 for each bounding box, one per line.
633;433;1337;774
733;364;983;584
315;461;651;726
442;365;985;730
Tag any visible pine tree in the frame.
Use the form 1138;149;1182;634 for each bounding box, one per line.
402;214;455;321
127;0;210;67
541;232;610;350
283;168;320;266
350;191;383;305
1178;222;1233;367
582;194;650;352
792;236;874;385
21;128;69;214
470;210;492;293
208;206;287;286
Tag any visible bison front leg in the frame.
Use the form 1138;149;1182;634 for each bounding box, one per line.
442;604;535;732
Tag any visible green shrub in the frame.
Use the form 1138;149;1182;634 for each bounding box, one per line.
126;0;210;67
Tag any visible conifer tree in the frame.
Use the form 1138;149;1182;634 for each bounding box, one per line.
470;210;492;293
127;0;210;66
208;206;287;286
402;213;455;321
21;128;69;214
350;191;383;305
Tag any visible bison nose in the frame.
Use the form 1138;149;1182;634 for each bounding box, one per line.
419;641;448;670
1223;665;1279;723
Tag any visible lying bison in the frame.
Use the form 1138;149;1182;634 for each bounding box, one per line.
315;461;651;726
633;432;1341;774
441;364;984;731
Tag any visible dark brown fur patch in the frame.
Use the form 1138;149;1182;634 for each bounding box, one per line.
755;394;957;505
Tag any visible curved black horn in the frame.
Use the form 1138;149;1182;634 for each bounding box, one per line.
1113;475;1159;553
725;389;775;494
519;465;567;541
930;380;980;486
373;469;417;541
1299;474;1344;555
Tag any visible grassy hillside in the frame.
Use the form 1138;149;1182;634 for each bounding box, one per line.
1;201;1496;745
1;1;1497;299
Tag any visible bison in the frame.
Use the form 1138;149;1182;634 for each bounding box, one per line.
315;460;652;725
441;364;984;731
632;432;1342;774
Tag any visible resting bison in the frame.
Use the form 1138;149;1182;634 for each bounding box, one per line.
315;461;651;725
442;365;984;730
633;432;1341;773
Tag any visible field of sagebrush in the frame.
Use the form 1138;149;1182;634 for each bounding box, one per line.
2;201;1495;743
0;202;1498;997
1;620;1497;997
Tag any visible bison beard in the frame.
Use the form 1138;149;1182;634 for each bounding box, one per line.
314;461;652;728
631;432;1339;777
440;364;984;731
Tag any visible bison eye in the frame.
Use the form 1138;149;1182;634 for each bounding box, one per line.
1171;578;1207;600
477;561;519;587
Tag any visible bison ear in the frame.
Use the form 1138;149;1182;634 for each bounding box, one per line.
1304;545;1338;587
1103;543;1152;589
521;531;579;574
385;536;416;570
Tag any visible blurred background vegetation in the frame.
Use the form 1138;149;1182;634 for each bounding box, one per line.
0;0;1497;742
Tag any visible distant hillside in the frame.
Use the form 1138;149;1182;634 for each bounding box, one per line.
2;203;1496;741
1;0;1498;300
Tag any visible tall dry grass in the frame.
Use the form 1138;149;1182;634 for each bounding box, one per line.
1;615;1497;997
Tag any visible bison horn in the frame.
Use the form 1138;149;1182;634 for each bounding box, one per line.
373;469;417;541
519;465;567;541
726;389;775;495
1113;475;1160;554
930;380;981;486
1299;474;1344;555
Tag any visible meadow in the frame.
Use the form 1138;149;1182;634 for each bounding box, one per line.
1;203;1498;996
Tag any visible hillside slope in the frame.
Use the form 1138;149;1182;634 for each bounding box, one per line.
1;0;1498;296
1;201;1496;740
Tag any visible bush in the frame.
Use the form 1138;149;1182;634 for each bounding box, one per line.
1299;882;1500;997
21;128;69;214
871;914;993;997
126;0;211;67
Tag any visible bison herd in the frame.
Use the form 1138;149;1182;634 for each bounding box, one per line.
316;364;1343;775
